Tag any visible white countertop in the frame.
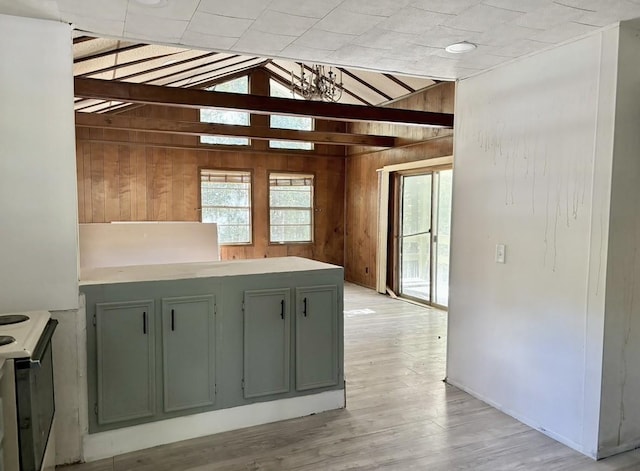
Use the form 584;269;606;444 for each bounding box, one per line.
80;256;342;286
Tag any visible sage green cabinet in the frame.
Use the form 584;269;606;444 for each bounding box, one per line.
243;288;291;398
162;295;216;413
96;300;155;425
295;285;339;391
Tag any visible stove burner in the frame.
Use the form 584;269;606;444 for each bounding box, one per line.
0;335;15;346
0;314;29;326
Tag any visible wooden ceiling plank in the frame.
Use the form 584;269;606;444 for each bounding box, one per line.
74;44;148;64
115;52;221;82
157;57;261;88
338;68;393;101
73;35;96;44
384;74;415;93
74;78;454;128
76;51;181;78
75;112;398;147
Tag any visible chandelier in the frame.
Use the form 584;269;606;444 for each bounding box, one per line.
291;63;343;102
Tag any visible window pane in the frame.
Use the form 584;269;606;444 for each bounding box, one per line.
269;79;313;150
200;76;250;146
200;169;251;245
268;173;313;243
269;188;312;208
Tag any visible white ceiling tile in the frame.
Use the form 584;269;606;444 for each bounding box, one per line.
268;0;343;19
340;0;411;17
468;23;539;47
0;0;59;20
388;44;440;61
58;0;127;21
577;0;640;26
491;38;548;57
353;29;417;50
514;2;585;29
530;21;599;43
64;13;125;36
124;13;188;42
293;29;355;51
278;46;336;63
197;0;269;20
481;0;549;13
314;9;385;35
378;7;454;34
232;29;296;55
250;10;318;36
414;25;472;48
180;30;239;51
410;0;480;15
445;3;524;32
330;44;385;64
188;11;253;38
126;0;200;21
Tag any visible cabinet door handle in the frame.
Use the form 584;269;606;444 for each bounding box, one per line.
280;300;285;320
303;298;308;317
171;309;175;331
143;311;147;335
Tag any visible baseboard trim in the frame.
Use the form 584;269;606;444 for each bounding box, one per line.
82;389;345;462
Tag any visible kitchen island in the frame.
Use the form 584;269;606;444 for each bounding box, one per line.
80;257;344;460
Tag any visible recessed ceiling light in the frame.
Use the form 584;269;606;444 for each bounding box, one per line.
132;0;168;7
445;41;477;54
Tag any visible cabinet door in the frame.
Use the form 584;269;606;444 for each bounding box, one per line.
162;295;216;412
295;285;339;391
243;289;290;398
96;300;155;425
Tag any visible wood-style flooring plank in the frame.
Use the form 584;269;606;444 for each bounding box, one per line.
58;284;640;471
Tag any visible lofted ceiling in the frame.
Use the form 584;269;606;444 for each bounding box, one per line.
72;37;437;113
2;1;640;80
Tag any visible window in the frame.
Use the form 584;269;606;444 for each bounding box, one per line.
200;76;250;146
269;79;313;151
269;173;314;243
201;169;251;244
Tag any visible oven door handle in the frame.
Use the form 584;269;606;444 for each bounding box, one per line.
22;318;58;369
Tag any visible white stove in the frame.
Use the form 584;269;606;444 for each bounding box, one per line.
0;310;56;471
0;311;51;359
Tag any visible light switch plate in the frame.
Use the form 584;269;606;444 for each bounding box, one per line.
496;244;506;264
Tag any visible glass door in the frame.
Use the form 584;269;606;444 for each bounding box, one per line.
399;173;432;303
394;168;452;308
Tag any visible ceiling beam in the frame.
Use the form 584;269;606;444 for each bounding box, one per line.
384;74;415;93
338;68;393;101
74;44;147;64
74;78;454;128
74;112;398;147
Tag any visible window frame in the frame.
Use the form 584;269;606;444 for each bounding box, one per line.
199;75;251;148
199;167;254;246
268;171;315;245
268;78;314;151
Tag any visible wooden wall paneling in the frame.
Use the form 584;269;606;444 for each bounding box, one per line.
90;140;105;223
183;151;198;221
118;145;132;221
76;142;85;223
103;143;120;222
170;149;184;221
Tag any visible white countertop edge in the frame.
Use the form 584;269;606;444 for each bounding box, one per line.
80;256;343;286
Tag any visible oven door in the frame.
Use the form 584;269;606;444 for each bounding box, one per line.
14;319;57;471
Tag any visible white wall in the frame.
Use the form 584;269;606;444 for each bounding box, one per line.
598;19;640;458
0;14;78;313
448;27;619;457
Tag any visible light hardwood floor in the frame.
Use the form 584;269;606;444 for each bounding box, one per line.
59;283;640;470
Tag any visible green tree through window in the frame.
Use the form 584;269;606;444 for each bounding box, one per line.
200;76;250;146
269;79;313;151
201;169;252;244
269;173;314;243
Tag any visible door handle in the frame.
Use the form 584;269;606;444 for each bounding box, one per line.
171;309;175;331
143;311;147;335
303;298;308;317
280;300;285;320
